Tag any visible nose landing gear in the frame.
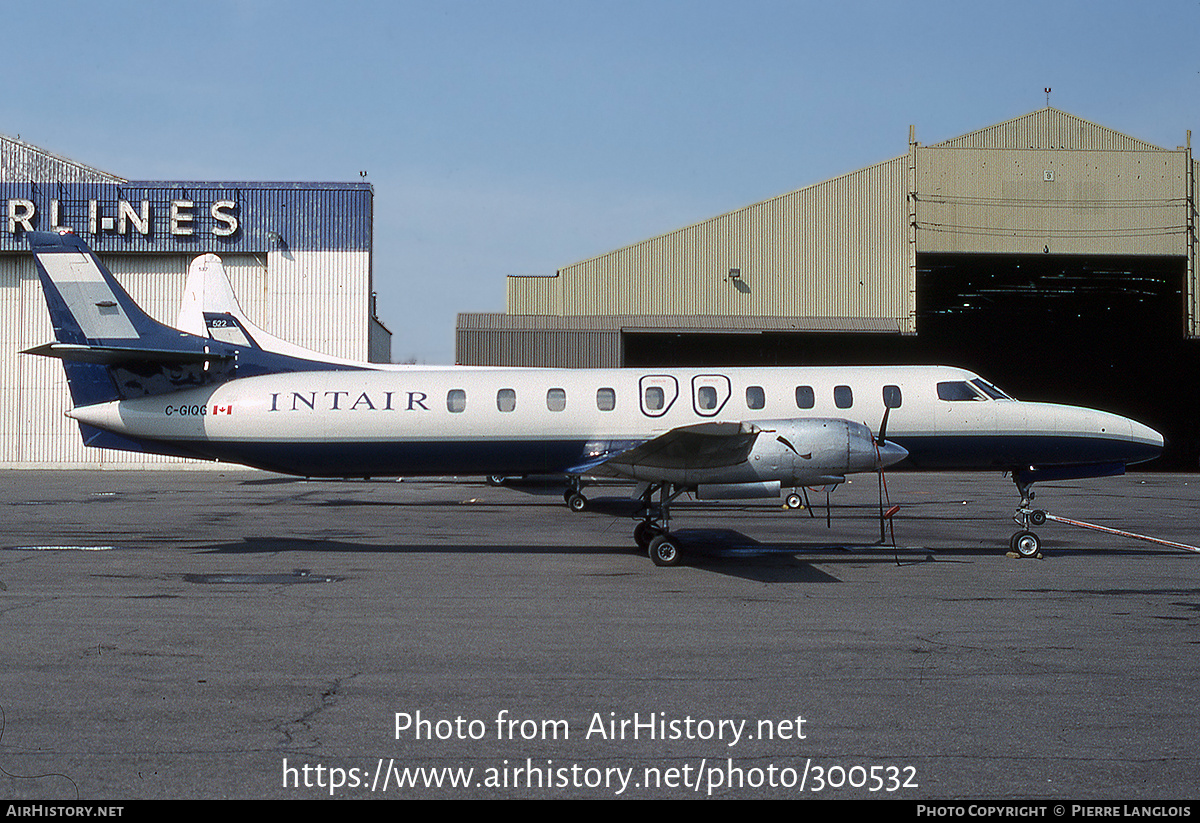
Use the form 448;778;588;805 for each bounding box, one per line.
1010;476;1045;558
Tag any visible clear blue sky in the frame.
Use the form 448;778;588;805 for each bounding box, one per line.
4;1;1196;362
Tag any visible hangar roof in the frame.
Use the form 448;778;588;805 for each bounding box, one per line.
928;108;1166;152
0;132;125;183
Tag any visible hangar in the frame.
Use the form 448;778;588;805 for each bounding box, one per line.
1;133;389;467
457;108;1200;468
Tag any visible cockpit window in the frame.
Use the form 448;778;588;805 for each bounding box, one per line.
937;381;983;401
971;378;1013;400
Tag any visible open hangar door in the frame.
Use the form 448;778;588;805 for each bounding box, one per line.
915;253;1195;469
623;253;1198;469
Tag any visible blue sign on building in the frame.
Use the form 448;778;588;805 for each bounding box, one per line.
1;181;371;254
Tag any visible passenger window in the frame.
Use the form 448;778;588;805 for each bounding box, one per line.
644;386;665;412
698;385;718;411
746;386;765;410
546;388;566;412
834;385;853;409
883;385;902;409
497;388;516;412
937;381;981;401
447;389;466;413
596;388;616;411
795;386;814;409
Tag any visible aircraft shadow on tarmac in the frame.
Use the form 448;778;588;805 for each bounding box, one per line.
192;486;1185;582
189;535;847;583
187;525;1180;586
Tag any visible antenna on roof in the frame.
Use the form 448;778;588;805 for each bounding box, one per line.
1045;87;1052;108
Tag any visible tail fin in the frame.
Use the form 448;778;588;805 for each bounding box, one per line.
24;230;231;407
25;231;363;410
177;253;366;366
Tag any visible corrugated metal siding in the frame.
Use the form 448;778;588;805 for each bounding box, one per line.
752;157;905;319
482;108;1199;363
930;108;1165;152
557;211;754;315
0;257;32;464
8;254;189;466
0;140;378;466
16;260;90;465
457;313;900;332
506;274;561;314
1;248;372;467
0;181;372;254
503;110;1178;322
915;148;1189;256
516;157;908;323
456;327;620;368
264;250;371;360
0;134;125;183
455;313;902;366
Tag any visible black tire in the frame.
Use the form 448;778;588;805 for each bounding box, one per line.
1011;530;1041;558
566;492;588;513
633;521;661;550
648;534;683;567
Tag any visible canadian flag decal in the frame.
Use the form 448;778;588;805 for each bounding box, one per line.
212;404;234;415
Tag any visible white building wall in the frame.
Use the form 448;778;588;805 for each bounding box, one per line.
0;250;371;468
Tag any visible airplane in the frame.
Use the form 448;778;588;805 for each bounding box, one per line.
22;229;1164;566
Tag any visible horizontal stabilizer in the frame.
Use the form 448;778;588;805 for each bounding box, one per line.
22;342;233;366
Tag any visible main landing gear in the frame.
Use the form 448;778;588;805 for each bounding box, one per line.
562;476;691;567
632;481;689;566
563;476;588;513
1010;476;1046;558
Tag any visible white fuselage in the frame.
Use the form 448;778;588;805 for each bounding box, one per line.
67;364;1163;483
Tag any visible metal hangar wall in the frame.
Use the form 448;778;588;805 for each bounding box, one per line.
1;133;389;468
456;108;1199;466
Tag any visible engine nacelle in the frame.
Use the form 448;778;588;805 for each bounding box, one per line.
742;418;905;486
603;417;906;487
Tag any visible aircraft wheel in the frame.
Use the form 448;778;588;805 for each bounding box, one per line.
633;521;663;550
566;492;588;513
486;475;507;486
785;493;803;510
648;534;683;567
1011;530;1041;558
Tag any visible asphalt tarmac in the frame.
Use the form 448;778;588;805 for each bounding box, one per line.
0;469;1197;800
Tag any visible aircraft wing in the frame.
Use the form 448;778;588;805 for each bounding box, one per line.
568;422;761;478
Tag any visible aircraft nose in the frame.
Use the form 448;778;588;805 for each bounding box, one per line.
1126;418;1165;464
1049;404;1165;466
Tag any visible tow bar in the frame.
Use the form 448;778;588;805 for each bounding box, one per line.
1013;508;1200;557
